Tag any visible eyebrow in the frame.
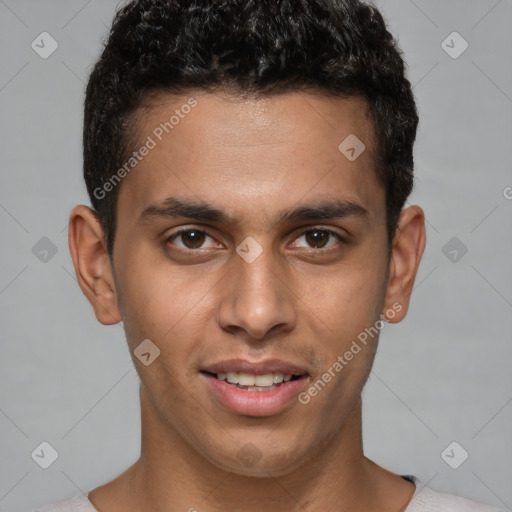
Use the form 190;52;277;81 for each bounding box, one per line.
137;196;368;226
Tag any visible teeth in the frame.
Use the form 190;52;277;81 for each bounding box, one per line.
238;372;255;386
272;373;284;384
255;374;274;387
216;372;297;386
226;372;239;384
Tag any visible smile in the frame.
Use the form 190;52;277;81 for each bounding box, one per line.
214;371;299;391
200;359;310;416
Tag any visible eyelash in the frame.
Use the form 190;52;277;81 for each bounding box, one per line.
164;226;346;253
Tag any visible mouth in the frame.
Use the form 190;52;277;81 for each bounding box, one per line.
202;371;304;392
199;359;310;416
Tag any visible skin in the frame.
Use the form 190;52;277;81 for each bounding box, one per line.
68;90;426;512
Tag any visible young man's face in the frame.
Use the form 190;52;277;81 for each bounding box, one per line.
71;90;424;476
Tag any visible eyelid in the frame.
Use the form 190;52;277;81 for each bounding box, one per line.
288;226;346;250
165;225;218;250
164;224;347;251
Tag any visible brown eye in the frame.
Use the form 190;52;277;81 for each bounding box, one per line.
305;230;330;248
294;229;343;250
180;230;205;249
167;229;215;250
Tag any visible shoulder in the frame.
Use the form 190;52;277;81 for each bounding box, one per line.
404;476;510;512
26;493;96;512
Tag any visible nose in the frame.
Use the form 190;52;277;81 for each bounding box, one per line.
216;246;297;341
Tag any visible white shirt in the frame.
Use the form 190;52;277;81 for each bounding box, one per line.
28;475;510;512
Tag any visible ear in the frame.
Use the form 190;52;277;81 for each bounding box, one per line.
68;205;122;325
382;205;426;323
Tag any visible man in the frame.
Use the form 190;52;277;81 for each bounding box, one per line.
31;0;509;511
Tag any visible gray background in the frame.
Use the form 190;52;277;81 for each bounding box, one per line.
0;1;511;511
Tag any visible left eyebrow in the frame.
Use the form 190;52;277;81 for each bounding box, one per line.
137;196;368;226
278;199;368;224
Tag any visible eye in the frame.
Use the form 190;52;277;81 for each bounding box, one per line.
165;226;345;253
292;228;343;250
166;228;218;250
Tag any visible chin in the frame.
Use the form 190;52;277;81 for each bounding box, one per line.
202;432;315;477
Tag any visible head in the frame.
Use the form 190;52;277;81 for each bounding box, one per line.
70;0;425;478
84;0;418;258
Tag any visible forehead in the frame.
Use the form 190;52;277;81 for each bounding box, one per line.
117;90;384;228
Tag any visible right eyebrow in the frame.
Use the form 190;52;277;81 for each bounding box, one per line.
138;196;235;225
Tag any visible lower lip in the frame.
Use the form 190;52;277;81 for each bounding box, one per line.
201;373;308;417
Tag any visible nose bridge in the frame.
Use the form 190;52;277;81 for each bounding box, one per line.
217;241;297;339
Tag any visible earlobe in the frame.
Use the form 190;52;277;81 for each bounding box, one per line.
68;205;122;325
382;205;426;323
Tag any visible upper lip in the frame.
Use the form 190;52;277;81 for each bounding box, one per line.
201;358;309;376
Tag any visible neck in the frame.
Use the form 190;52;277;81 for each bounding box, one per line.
134;390;386;512
89;386;415;512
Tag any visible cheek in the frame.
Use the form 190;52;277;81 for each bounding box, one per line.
302;277;383;428
303;257;386;338
115;250;217;354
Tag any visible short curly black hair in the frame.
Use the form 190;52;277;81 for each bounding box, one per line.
83;0;419;258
